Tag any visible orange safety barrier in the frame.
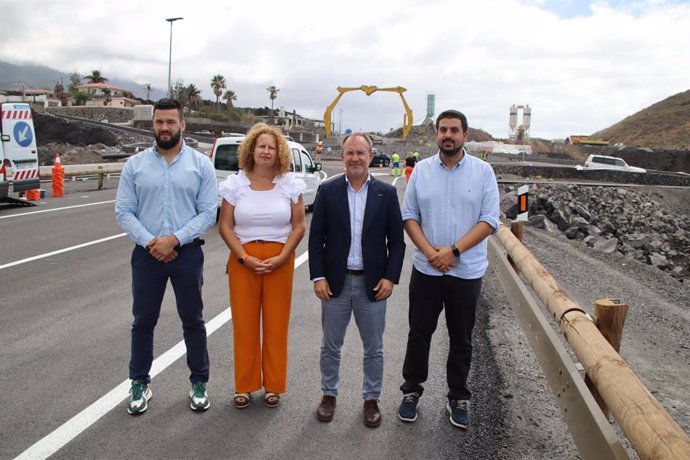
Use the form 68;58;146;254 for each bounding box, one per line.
52;152;64;198
26;189;41;200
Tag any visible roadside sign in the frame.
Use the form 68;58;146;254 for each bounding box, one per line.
14;121;34;147
517;185;529;221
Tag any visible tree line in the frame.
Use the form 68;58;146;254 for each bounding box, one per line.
54;70;283;124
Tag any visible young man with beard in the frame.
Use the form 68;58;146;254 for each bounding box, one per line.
397;110;500;429
115;98;217;415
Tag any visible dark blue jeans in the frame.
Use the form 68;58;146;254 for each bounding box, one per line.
129;245;209;384
400;267;482;401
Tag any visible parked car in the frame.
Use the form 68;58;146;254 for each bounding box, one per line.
369;149;391;167
184;137;198;148
209;135;322;212
370;135;384;145
583;154;646;173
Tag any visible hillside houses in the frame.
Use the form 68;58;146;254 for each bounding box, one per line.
72;83;137;108
0;82;137;108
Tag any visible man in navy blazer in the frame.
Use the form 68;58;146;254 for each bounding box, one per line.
309;133;405;428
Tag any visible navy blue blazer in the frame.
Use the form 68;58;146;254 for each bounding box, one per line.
308;175;406;302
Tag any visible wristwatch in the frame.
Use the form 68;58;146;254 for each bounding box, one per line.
238;253;249;265
451;245;461;257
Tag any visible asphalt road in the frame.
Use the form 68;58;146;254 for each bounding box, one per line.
0;163;571;460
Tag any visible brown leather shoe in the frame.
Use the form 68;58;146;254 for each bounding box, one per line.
316;395;336;422
363;399;382;427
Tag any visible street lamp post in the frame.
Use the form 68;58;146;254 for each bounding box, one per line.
166;17;184;98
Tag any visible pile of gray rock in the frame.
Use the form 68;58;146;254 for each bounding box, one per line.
501;184;689;282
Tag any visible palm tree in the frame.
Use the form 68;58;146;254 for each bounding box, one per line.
210;74;226;112
143;83;152;101
186;84;202;112
267;85;279;124
223;89;237;109
84;70;109;84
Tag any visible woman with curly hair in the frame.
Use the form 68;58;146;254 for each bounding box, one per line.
218;123;306;409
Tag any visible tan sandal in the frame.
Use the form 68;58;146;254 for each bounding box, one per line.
234;393;251;409
263;392;280;408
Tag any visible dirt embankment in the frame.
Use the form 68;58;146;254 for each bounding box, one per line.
33;113;151;165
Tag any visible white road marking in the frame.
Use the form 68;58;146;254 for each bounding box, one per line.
0;233;127;271
15;251;310;460
0;200;115;220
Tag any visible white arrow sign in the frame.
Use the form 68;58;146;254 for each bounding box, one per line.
18;124;30;143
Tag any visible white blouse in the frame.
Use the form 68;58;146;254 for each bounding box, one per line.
218;170;306;244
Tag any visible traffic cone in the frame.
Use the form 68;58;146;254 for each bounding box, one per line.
52;152;64;197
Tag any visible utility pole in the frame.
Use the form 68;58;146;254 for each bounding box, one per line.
166;17;184;98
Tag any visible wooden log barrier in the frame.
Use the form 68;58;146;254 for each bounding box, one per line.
586;299;630;419
495;225;690;459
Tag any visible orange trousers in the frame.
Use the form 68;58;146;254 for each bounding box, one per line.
227;241;294;394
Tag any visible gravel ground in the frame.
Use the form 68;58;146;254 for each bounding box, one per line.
486;222;690;458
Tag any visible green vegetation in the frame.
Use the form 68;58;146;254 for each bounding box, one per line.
84;69;108;84
210;74;226;112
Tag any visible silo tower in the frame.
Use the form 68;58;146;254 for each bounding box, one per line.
423;92;435;126
509;105;518;137
523;106;531;137
509;104;531;140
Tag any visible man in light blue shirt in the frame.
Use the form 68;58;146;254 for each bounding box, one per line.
115;98;217;415
397;110;500;430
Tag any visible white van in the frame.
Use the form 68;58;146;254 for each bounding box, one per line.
209;135;323;210
1;103;41;194
0;140;9;199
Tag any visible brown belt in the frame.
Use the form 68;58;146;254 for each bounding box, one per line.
346;269;364;275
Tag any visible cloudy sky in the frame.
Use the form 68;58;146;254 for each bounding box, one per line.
1;0;688;139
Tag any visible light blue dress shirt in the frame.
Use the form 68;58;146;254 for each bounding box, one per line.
402;150;500;279
115;143;218;247
345;175;370;270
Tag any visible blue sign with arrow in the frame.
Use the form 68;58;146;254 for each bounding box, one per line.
14;121;33;147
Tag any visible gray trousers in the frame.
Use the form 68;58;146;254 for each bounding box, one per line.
320;274;387;400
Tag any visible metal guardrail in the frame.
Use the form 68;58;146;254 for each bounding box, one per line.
48;113;154;138
488;237;628;459
38;164;124;178
49;113;214;144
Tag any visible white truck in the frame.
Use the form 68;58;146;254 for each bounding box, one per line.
1;103;41;200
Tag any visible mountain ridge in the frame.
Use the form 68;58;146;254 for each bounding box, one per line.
0;60;165;100
592;89;690;150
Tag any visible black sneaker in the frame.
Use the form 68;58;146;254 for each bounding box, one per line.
127;380;152;415
447;399;469;429
398;392;420;422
